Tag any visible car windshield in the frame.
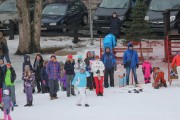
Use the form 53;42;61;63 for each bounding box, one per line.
149;0;180;11
0;1;17;12
100;0;130;9
42;4;67;15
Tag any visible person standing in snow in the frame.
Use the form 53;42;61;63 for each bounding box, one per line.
74;55;86;73
123;42;139;86
41;60;50;93
92;55;105;96
72;67;90;107
101;47;117;88
64;54;76;97
33;53;44;93
2;89;14;120
0;32;11;63
4;63;17;107
142;58;152;84
46;55;60;100
109;12;121;43
84;51;96;90
172;54;180;86
22;66;35;107
58;61;67;91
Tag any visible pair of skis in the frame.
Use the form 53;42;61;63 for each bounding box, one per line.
128;88;143;93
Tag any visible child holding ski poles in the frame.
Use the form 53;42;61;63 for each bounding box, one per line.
72;67;90;107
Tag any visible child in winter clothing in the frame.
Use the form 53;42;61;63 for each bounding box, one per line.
41;60;50;93
84;51;96;90
74;55;86;73
22;66;35;107
152;67;167;89
64;54;75;97
4;63;17;107
46;55;61;100
142;60;152;84
2;89;14;120
92;55;105;96
58;61;67;91
72;67;90;107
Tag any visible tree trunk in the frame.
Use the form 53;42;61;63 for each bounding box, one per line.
31;0;43;53
16;0;32;55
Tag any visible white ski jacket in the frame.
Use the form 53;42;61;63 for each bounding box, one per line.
92;59;105;77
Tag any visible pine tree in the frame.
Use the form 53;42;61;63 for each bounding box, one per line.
123;0;151;43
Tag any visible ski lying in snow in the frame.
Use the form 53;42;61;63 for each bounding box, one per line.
128;89;143;93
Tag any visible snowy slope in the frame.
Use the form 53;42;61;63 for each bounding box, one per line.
0;36;180;120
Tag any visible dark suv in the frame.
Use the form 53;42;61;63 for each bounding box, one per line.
41;0;88;32
145;0;180;33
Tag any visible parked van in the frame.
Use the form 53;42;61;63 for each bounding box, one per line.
145;0;180;33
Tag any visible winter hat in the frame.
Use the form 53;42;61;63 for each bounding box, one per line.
3;89;9;96
67;54;73;59
89;51;94;55
6;63;11;68
128;42;133;48
80;66;86;71
0;58;4;62
51;54;56;59
95;55;100;60
78;55;83;60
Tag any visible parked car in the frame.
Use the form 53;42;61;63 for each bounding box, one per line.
0;0;46;32
145;0;180;33
93;0;138;34
41;0;88;32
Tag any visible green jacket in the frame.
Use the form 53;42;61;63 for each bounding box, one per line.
5;68;16;86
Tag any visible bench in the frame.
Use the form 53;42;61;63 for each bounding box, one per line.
101;47;153;65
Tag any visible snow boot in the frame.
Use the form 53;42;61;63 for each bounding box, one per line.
28;101;33;106
99;93;103;96
76;104;82;106
163;83;167;88
85;104;89;107
154;84;159;89
24;101;29;107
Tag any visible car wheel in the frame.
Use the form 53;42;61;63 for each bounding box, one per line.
62;23;67;33
81;15;88;26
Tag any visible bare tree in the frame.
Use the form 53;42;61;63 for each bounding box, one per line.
16;0;32;54
31;0;43;52
16;0;43;54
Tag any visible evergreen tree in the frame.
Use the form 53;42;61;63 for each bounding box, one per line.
123;0;151;42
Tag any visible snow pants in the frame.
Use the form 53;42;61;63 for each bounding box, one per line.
77;87;88;106
94;77;104;95
153;72;166;87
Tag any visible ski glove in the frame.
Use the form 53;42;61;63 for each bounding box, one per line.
12;107;14;111
96;70;100;74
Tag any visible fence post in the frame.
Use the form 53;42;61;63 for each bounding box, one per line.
89;0;94;45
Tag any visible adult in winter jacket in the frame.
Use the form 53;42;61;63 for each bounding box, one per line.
64;54;75;97
101;47;116;88
46;55;60;100
84;51;96;90
40;60;49;93
4;63;17;107
92;55;105;96
22;65;35;107
0;32;11;63
72;67;90;107
123;42;139;86
74;55;86;73
109;12;121;42
142;59;152;84
172;53;180;86
103;34;116;52
33;53;44;93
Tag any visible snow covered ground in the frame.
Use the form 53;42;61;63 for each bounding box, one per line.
0;36;180;120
